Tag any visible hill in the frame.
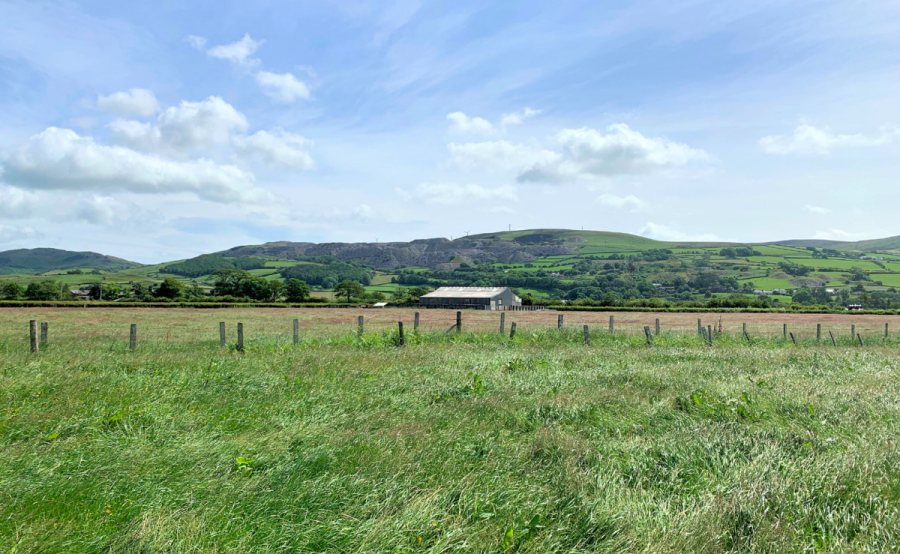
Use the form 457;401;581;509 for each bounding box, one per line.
774;235;900;252
0;248;139;274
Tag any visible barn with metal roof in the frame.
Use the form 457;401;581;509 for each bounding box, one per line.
418;287;521;310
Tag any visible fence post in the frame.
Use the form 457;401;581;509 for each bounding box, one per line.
398;321;405;347
655;318;660;336
644;326;653;345
219;322;226;348
499;312;506;334
783;323;788;341
558;314;564;329
414;312;420;333
828;330;836;346
237;322;244;352
357;316;364;337
789;332;797;345
707;325;714;345
850;324;856;339
816;323;821;343
293;319;300;345
583;325;590;345
129;324;137;352
509;322;517;339
857;333;863;347
884;322;889;339
29;320;38;353
742;322;750;342
609;315;615;334
456;311;462;333
697;318;702;336
40;322;48;349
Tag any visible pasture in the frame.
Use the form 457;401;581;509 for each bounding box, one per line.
1;308;898;552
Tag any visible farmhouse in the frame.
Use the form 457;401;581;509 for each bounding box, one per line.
419;286;521;310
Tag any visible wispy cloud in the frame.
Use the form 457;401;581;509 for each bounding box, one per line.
760;124;898;155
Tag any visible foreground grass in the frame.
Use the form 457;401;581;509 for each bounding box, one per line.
1;332;898;552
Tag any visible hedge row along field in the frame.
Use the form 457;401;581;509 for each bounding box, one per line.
1;308;898;552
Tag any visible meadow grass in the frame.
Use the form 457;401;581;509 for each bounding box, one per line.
0;313;898;552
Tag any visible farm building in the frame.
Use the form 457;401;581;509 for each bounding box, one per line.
419;287;521;310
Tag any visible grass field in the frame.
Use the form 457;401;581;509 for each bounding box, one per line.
1;308;898;552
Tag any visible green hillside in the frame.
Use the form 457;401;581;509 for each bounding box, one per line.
3;230;900;308
0;248;139;274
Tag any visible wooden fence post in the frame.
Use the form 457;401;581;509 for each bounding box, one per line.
129;323;137;352
357;316;364;337
40;322;48;349
219;322;226;348
237;323;244;352
816;323;821;343
557;314;564;329
609;315;615;334
783;323;788;341
884;322;889;339
828;330;836;347
742;322;751;342
644;326;653;345
293;319;300;345
789;332;797;345
583;325;590;345
456;311;462;333
414;312;420;333
29;320;38;353
707;325;714;345
850;324;856;339
697;318;702;336
509;322;517;339
398;321;405;347
655;318;660;336
857;333;864;347
499;312;506;334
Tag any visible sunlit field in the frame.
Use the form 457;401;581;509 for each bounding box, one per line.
1;308;898;552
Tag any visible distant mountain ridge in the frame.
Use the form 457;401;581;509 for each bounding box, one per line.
0;248;139;274
3;230;899;275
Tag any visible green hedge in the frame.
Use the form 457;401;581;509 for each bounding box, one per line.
548;305;900;315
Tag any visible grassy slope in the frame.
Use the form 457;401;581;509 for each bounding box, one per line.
1;311;898;552
0;248;139;274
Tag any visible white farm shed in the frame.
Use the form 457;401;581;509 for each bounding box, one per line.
418;287;521;310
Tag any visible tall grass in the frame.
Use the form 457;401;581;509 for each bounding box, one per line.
0;317;898;551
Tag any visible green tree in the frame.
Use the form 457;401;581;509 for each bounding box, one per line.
25;280;62;300
284;278;310;302
154;278;184;299
0;281;25;300
333;280;365;303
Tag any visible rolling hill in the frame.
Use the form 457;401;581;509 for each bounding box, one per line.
0;248;139;274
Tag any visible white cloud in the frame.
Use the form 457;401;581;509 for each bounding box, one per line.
596;193;645;212
1;127;265;204
233;129;314;170
448;140;558;172
500;107;541;127
803;204;832;215
106;119;161;150
0;223;40;242
255;71;311;103
75;195;126;225
186;35;207;50
156;96;248;151
759;124;898;156
0;185;38;218
813;229;867;241
446;112;494;135
399;183;518;205
638;222;720;242
206;33;263;67
518;124;711;183
96;88;159;117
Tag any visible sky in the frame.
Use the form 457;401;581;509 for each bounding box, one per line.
1;0;899;263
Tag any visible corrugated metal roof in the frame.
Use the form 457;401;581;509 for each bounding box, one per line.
421;287;509;299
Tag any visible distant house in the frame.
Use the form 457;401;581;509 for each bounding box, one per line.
372;302;389;308
847;304;864;311
419;287;521;310
70;288;92;300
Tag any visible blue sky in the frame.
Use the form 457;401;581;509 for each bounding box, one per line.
1;0;899;262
